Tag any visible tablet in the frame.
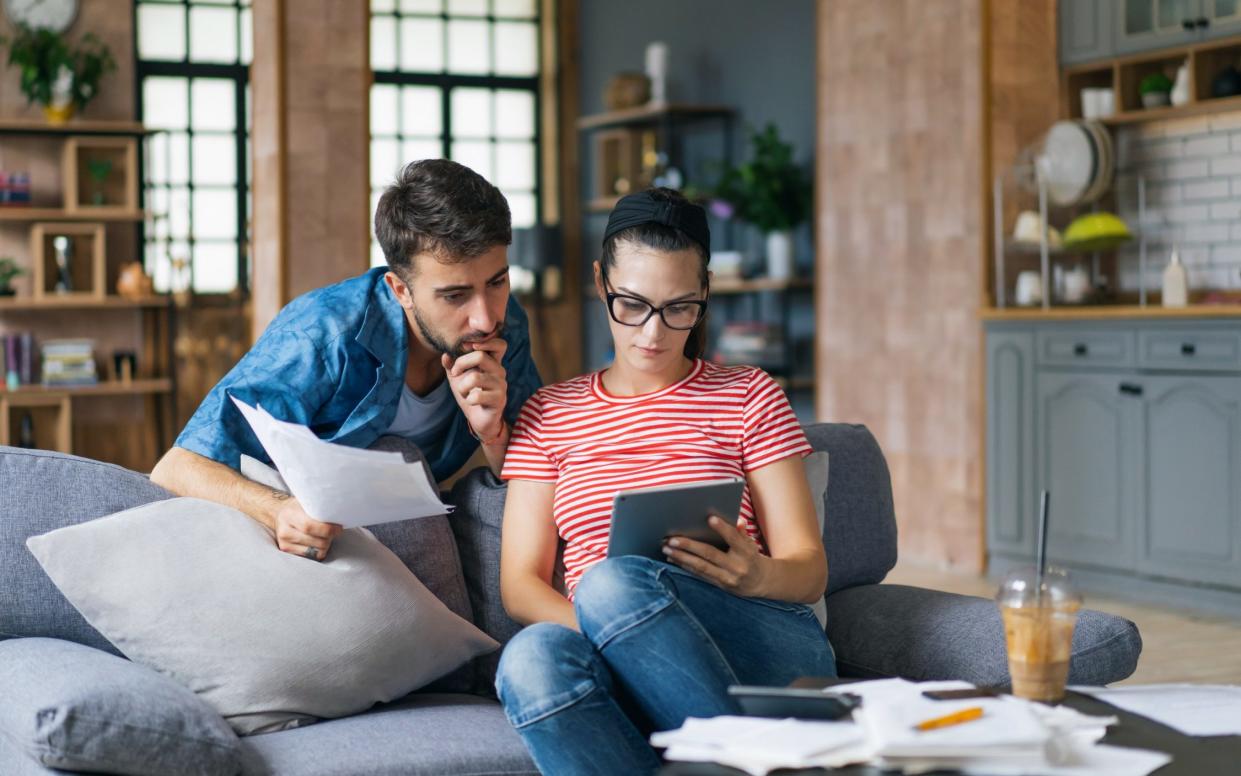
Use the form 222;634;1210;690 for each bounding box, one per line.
606;478;745;560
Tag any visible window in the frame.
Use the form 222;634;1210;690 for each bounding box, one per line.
135;0;252;294
369;0;541;268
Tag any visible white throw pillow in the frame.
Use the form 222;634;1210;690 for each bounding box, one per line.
26;497;498;735
804;452;829;627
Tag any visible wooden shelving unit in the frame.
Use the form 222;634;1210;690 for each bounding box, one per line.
1063;35;1241;125
0;121;173;460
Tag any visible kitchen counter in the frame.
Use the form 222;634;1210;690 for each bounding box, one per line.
979;305;1241;321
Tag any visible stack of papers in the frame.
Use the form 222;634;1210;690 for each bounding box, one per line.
654;679;1172;776
231;396;452;527
651;716;868;774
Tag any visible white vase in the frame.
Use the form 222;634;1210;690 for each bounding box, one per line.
765;230;794;279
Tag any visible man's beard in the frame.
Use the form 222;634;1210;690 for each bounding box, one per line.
412;303;504;358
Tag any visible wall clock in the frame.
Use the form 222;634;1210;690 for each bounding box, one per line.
2;0;79;33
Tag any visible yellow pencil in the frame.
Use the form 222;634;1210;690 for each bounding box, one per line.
913;706;985;732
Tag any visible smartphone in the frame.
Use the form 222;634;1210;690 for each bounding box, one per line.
921;687;1001;701
727;685;861;720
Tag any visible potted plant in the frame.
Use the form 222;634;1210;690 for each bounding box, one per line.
713;124;812;279
0;257;25;296
0;24;116;124
1140;72;1173;109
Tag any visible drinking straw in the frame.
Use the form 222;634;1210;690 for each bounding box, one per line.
1035;489;1050;598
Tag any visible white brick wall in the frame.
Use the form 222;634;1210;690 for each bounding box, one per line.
1115;112;1241;292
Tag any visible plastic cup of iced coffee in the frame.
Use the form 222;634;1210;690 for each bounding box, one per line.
996;567;1081;703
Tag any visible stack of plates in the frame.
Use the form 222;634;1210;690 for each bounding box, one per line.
1036;120;1114;207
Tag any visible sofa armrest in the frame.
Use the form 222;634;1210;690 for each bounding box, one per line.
824;584;1142;687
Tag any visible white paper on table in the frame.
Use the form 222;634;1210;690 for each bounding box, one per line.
957;742;1172;776
1071;683;1241;737
847;679;1053;760
652;715;867;775
230;395;452;527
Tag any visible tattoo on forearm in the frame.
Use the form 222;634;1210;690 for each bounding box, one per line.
270;489;290;501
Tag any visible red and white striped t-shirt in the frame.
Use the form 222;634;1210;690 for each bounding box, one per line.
501;359;812;597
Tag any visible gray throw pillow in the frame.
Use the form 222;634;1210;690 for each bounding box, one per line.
0;637;241;776
804;452;830;627
26;497;499;736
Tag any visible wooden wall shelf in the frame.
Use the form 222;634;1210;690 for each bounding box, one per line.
1063;35;1241;125
0;295;168;310
0;208;146;222
0;119;148;136
711;277;813;295
0;378;173;399
576;103;735;130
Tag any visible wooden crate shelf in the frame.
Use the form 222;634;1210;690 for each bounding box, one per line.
0;378;173;398
0;207;146;222
0;294;168;310
1063;35;1241;125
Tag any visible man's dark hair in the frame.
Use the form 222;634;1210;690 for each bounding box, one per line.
374;159;512;275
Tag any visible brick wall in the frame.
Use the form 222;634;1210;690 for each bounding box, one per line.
1114;112;1241;292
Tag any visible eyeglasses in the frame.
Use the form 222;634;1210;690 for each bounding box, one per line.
602;270;708;331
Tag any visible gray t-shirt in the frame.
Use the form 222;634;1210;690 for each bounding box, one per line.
385;379;455;450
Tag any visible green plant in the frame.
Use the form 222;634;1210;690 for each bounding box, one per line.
713;124;812;234
0;257;25;288
1139;72;1173;96
86;158;113;183
0;24;115;110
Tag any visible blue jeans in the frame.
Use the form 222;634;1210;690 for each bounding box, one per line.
495;556;837;776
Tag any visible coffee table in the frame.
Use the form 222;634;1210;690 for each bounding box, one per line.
657;678;1241;775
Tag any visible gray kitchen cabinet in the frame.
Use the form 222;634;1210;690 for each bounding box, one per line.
1203;0;1241;40
1061;0;1117;64
1036;370;1141;572
986;319;1241;613
1116;0;1204;54
1139;374;1241;587
987;330;1036;557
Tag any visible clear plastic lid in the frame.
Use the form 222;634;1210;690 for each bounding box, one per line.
996;566;1082;609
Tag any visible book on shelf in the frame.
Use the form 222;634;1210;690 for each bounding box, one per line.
40;338;97;387
2;332;37;386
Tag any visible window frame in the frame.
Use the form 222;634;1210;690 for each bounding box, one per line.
133;0;252;297
369;2;544;258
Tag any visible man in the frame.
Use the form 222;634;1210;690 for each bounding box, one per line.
150;159;541;562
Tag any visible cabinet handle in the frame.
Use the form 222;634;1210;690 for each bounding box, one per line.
1119;382;1144;396
1196;17;1210;28
1181;342;1197;356
1183;18;1196;30
1073;343;1089;356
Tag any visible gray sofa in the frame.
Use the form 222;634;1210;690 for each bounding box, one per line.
0;423;1143;776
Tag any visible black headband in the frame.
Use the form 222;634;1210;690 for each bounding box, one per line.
603;191;711;257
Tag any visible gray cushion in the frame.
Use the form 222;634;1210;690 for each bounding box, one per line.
0;446;172;655
446;467;525;694
823;584;1143;687
0;637;241;776
26;497;499;735
802;423;898;595
238;694;535;776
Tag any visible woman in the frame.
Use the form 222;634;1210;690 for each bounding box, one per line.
496;188;835;775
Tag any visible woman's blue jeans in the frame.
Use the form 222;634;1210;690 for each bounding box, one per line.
494;556;837;776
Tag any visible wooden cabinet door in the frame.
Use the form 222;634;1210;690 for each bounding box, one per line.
1036;371;1141;571
987;329;1037;558
1139;375;1241;587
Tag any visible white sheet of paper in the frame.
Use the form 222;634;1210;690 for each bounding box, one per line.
1072;683;1241;737
231;395;452;527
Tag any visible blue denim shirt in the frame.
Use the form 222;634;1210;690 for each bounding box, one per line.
175;267;542;482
